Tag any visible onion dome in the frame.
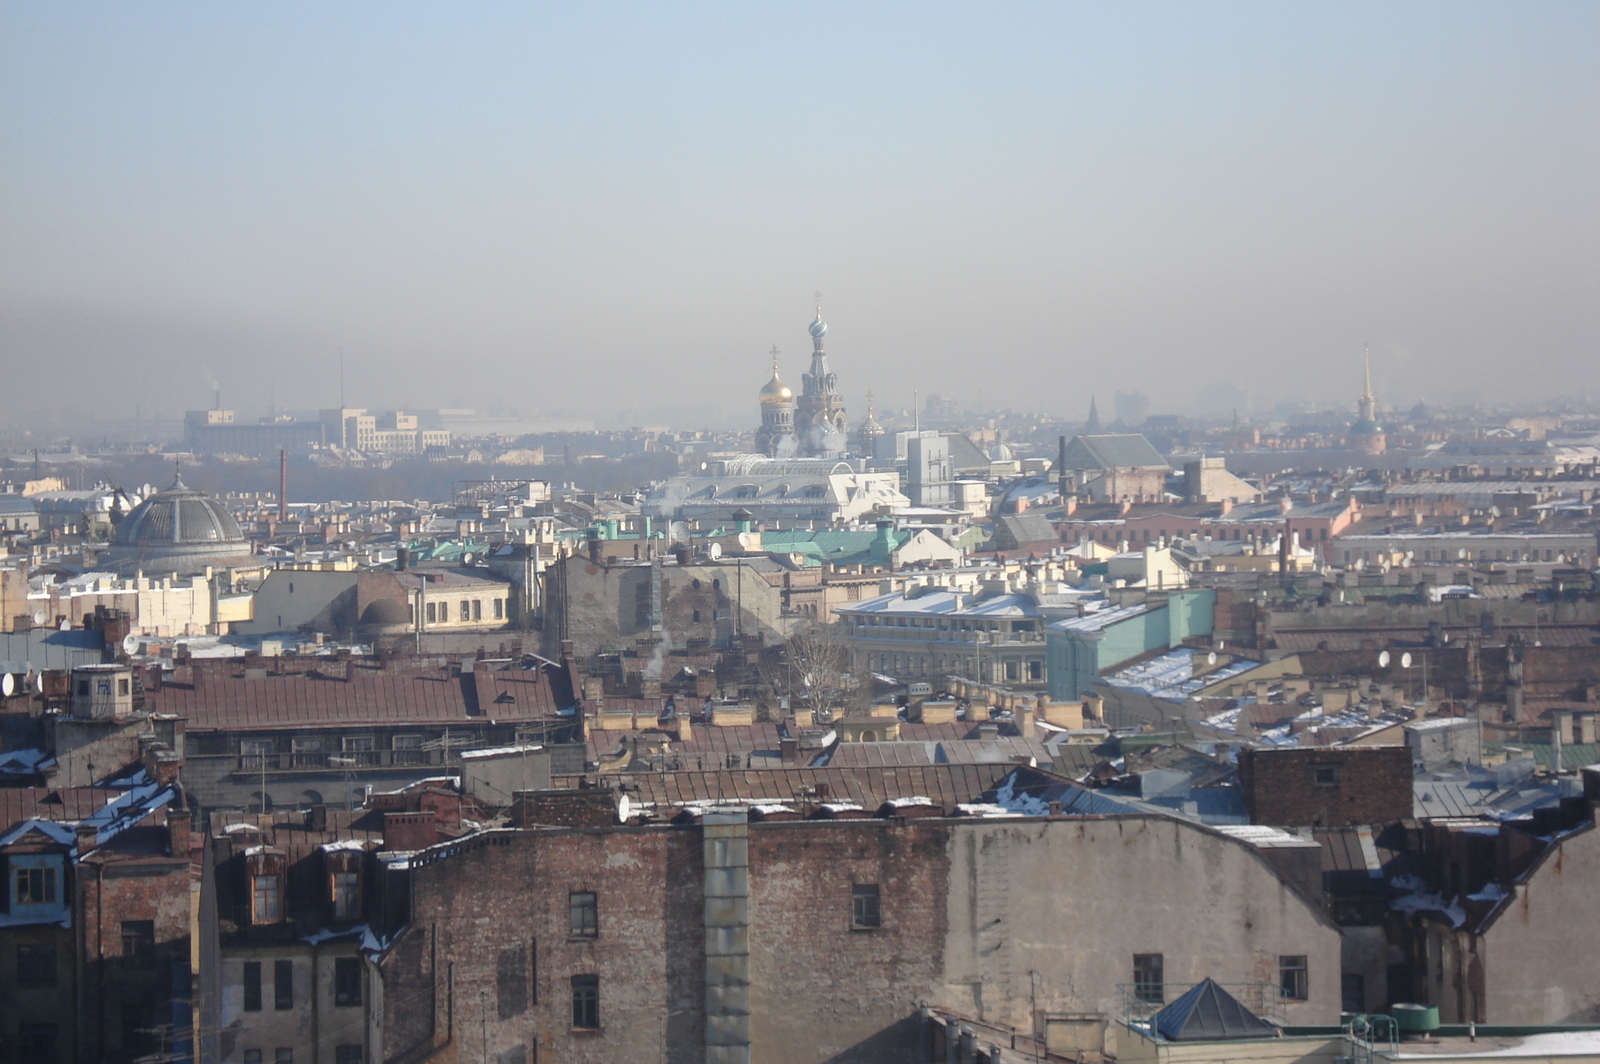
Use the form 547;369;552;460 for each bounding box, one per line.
760;350;794;405
809;308;828;339
103;475;253;574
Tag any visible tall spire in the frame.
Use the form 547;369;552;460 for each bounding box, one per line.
1086;395;1103;434
1361;342;1373;404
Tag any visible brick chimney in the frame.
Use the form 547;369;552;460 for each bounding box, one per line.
166;806;191;859
75;822;98;856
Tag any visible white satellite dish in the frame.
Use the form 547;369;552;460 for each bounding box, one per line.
1378;650;1391;668
1217;640;1225;651
1207;652;1217;665
462;552;474;565
34;673;43;693
58;619;70;632
708;543;722;559
0;674;12;698
122;633;140;655
32;610;46;626
616;793;632;823
1400;652;1413;669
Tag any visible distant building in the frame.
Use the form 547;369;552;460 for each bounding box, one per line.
1057;434;1172;504
184;409;325;455
853;391;885;459
644;456;908;526
101;476;256;576
794;304;848;456
753;347;798;458
1349;346;1386;456
318;408;450;454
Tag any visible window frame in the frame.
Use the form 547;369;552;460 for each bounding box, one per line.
568;890;599;939
1133;953;1165;1004
16;864;58;906
571;973;600;1030
851;883;881;930
243;960;263;1012
253;873;283;924
16;942;57;988
121;919;156;969
334;956;363;1007
275;958;295;1010
1279;955;1309;1002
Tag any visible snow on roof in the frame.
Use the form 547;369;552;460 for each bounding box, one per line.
1048;604;1147;633
1407;716;1477;731
953;802;1024;818
1102;649;1254;701
885;796;937;808
319;839;371;853
459;743;544;760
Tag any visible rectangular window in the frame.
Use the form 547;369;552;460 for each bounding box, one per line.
252;873;282;923
1313;766;1339;787
1279;955;1308;1001
493;598;504;620
426;601;437;624
19;1024;59;1063
333;873;361;919
392;733;424;765
276;1051;294;1064
244;960;263;1011
16;866;58;905
571;974;600;1030
241;738;276;770
1133;954;1164;1004
275;959;294;1010
334;957;362;1006
118;677;130;695
458;600;470;622
472;599;482;621
245;1051;263;1064
851;884;881;929
335;1046;363;1064
97;678;112;696
121;920;155;968
291;736;325;768
17;943;56;987
569;891;598;938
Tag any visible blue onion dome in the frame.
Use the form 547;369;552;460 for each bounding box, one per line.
809;309;828;339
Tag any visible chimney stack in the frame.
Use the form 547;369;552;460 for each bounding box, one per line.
278;449;288;524
166;806;191;859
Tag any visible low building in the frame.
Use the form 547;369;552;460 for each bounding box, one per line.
1331;531;1593;569
644;456;909;525
1045;589;1216;702
837;588;1052;687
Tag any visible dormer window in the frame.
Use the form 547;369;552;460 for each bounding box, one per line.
17;865;57;905
333;873;360;919
253;874;281;923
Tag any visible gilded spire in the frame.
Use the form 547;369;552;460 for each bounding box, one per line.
1361;342;1373;404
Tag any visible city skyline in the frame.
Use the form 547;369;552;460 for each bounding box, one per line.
4;3;1597;427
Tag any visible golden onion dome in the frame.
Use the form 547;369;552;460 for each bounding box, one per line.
759;371;793;404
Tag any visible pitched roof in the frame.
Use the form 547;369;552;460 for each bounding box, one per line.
1152;978;1279;1042
1060;434;1170;473
147;659;573;731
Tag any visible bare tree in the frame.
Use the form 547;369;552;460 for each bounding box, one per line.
776;619;869;723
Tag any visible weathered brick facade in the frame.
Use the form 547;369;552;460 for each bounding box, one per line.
380;813;1342;1063
1238;746;1413;827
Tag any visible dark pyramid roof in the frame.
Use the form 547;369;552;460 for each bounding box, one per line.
1152;979;1279;1042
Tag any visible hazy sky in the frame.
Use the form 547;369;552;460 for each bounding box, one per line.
3;2;1597;429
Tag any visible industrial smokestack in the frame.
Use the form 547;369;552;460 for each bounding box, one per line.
278;450;288;524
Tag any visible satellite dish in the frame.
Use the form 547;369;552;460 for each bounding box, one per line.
1378;651;1391;668
32;610;46;626
34;673;44;693
122;633;140;655
58;619;70;632
1400;652;1413;669
1207;652;1217;665
617;793;632;823
462;552;474;565
1217;640;1225;651
669;521;692;546
0;674;12;698
708;543;722;559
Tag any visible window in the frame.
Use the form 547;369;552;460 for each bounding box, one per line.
493;598;504;620
458;600;469;622
425;602;437;624
118;677;130;696
242;738;276;770
852;884;881;929
1279;955;1308;1001
97;678;112;696
333;873;361;919
276;1051;294;1064
17;943;56;987
244;960;263;1011
19;1024;59;1063
335;1047;363;1064
334;957;362;1006
569;891;598;938
291;736;325;768
342;735;376;765
392;734;424;765
571;974;600;1029
1313;766;1339;788
1133;954;1164;1004
16;866;57;905
121;920;155;968
472;599;482;621
245;1052;263;1064
692;610;700;623
254;875;282;923
275;959;294;1009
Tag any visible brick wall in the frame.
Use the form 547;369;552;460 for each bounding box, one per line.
1238;746;1413;827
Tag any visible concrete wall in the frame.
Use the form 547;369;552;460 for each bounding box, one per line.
1048;590;1215;700
940;817;1341;1058
1479;823;1600;1023
219;945;372;1064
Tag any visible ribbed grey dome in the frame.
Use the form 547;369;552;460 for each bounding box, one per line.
103;476;253;575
